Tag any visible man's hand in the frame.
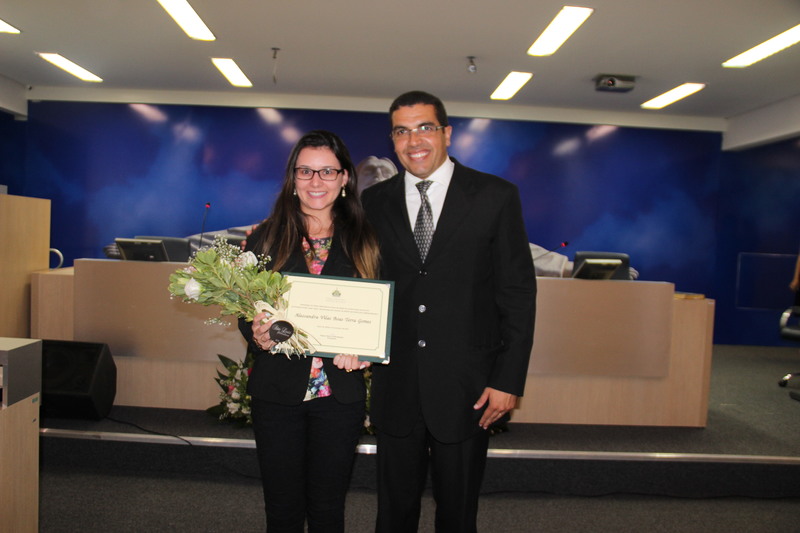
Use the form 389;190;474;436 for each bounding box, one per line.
474;387;517;430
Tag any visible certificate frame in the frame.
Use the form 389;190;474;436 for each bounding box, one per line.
282;273;394;364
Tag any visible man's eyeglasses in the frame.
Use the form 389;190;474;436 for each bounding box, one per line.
390;125;446;140
294;167;344;181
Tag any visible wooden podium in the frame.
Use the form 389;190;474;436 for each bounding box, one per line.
0;338;42;533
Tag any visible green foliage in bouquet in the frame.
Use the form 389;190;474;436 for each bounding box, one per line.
167;235;289;323
207;352;255;426
167;235;314;356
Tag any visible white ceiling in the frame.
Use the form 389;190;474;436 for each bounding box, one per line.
1;0;799;125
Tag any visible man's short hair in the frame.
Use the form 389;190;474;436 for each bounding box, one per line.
389;91;449;127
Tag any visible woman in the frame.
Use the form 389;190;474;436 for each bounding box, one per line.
239;130;379;532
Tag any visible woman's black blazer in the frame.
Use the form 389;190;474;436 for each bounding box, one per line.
238;227;366;405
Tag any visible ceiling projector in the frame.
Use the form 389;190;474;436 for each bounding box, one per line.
594;74;636;92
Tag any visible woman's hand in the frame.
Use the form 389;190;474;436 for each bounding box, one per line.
251;311;275;351
332;354;372;372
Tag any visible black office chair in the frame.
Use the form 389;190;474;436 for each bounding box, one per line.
777;305;800;389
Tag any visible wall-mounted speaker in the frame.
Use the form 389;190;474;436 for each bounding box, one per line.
41;340;117;419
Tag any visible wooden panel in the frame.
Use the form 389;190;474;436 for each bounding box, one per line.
0;394;40;533
514;296;715;427
0;195;50;338
73;259;246;362
31;267;75;341
0;339;41;533
663;298;716;426
114;356;221;410
531;278;673;377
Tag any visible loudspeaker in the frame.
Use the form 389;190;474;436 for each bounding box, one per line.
42;340;117;419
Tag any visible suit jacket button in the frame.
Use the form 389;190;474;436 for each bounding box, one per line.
418;305;427;313
418;340;426;348
419;270;427;276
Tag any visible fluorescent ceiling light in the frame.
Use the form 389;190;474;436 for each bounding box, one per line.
641;83;705;110
212;58;252;87
528;6;593;56
0;18;21;33
37;53;102;82
722;23;800;68
491;72;533;100
157;0;215;41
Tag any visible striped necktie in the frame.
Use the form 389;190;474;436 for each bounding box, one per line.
414;180;434;262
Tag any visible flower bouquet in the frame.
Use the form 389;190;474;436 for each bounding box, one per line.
167;235;315;357
208;352;254;425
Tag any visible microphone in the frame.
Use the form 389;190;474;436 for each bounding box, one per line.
199;202;211;247
532;241;569;262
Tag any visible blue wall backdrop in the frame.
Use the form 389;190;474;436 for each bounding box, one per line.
4;101;799;345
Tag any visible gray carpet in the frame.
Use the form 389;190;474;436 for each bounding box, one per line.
38;345;800;531
38;469;800;532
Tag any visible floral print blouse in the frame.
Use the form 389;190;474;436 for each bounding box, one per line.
302;237;332;401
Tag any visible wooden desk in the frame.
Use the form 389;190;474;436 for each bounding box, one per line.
515;278;714;427
31;264;714;425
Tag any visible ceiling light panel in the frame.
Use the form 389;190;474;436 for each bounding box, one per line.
0;18;21;33
157;0;215;41
528;6;594;56
37;53;102;82
491;72;533;100
212;58;252;87
722;23;800;68
641;83;706;110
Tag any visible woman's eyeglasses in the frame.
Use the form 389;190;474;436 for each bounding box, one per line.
294;168;344;181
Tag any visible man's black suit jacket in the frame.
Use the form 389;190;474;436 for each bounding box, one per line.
362;158;537;444
238;227;367;406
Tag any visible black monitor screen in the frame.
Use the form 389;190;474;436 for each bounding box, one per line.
115;238;169;262
135;236;191;262
572;251;630;280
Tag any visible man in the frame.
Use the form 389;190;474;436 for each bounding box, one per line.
361;91;537;532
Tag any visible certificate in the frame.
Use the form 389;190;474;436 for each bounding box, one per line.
282;273;394;364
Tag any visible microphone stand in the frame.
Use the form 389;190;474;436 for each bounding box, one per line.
199;202;211;248
532;241;569;262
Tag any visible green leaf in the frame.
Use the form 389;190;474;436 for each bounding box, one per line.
217;354;237;368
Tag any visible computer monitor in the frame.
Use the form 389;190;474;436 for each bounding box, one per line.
115;238;169;262
134;236;191;262
572;251;630;280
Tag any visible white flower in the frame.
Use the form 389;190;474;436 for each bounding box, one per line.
184;278;202;300
231;390;240;400
236;251;258;268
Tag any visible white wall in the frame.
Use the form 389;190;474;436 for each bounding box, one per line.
0;74;26;117
723;94;800;151
11;84;800;151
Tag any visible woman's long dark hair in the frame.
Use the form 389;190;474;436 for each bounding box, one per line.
251;130;380;279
